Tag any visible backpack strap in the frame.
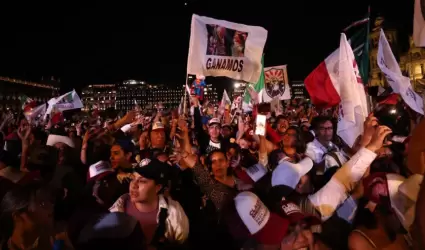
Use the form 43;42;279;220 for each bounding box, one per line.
324;151;343;168
151;198;169;247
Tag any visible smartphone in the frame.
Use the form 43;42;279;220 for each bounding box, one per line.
255;114;266;136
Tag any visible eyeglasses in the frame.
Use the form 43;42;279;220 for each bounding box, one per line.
318;126;333;131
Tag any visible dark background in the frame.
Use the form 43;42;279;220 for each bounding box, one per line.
0;0;414;92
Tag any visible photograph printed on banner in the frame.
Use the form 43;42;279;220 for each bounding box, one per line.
206;24;248;57
264;68;287;99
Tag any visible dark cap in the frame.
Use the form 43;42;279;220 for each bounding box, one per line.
134;159;168;184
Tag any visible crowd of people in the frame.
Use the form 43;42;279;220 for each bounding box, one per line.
0;95;422;250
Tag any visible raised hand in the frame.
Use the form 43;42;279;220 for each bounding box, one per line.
366;125;392;152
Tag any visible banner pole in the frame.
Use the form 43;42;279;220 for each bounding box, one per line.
183;74;189;117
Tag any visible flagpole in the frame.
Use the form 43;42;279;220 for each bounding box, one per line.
183;74;189;117
366;5;374;113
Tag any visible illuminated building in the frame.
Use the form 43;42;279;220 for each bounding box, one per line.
202;83;219;103
0;76;59;111
116;80;148;111
81;84;117;111
368;17;425;93
290;81;309;99
84;77;221;112
232;81;247;98
400;37;425;93
116;80;195;111
369;17;399;87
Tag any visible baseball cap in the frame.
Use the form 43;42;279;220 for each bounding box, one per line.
277;197;321;227
233;191;290;245
363;172;422;231
208;118;221;127
134;159;167;185
271;157;313;189
233;163;268;185
88;161;115;182
151;121;164;131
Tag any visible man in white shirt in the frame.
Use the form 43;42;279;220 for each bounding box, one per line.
306;116;347;174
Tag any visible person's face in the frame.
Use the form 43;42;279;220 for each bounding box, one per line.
110;145;130;168
208;124;221;140
280;224;315;250
221;127;231;138
296;174;313;195
210;151;229;179
150;129;165;149
250;140;259;151
316;121;333;142
239;138;250;149
129;172;161;203
15;191;55;233
282;129;297;148
277;119;289;134
53;142;67;151
227;148;240;168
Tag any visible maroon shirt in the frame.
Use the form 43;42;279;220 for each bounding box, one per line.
125;199;158;249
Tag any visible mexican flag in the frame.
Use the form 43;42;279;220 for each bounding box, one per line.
344;9;370;85
19;95;37;113
242;56;265;111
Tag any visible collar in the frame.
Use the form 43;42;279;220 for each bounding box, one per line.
158;194;169;210
209;140;220;148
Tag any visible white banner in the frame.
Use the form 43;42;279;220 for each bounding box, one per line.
187;14;267;83
44;90;84;119
377;29;424;115
414;0;425;47
262;65;291;102
337;33;368;147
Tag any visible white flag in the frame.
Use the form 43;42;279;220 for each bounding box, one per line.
24;104;46;121
44;90;84;119
219;90;231;115
187;14;267;83
262;65;291;102
377;29;424;115
414;0;425;47
337;33;368;147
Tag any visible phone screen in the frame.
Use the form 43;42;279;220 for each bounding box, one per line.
255;114;266;136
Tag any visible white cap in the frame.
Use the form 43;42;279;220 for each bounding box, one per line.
152;121;164;131
271;157;313;188
138;158;151;168
208;118;221;126
245;163;268;183
46;134;75;148
88;161;114;180
392;174;423;231
234;191;270;234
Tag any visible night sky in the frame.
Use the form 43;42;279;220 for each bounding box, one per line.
0;0;414;92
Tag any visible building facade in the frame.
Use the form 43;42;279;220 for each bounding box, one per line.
369;17;399;87
0;76;59;111
82;78;220;112
81;84;117;111
399;37;425;93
